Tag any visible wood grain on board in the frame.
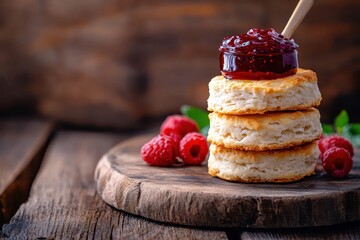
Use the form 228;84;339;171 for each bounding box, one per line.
0;119;53;226
237;221;360;240
1;131;227;239
95;134;360;228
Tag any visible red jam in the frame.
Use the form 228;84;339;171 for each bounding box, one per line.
219;28;299;80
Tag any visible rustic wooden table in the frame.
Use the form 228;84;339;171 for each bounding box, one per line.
0;118;359;239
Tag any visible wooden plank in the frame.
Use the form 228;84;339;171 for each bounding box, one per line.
1;131;227;239
231;221;360;240
0;118;53;226
1;0;359;126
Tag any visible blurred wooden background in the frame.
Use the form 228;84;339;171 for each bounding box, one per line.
0;0;359;129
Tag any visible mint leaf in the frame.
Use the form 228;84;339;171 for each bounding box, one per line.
180;105;210;130
350;135;360;147
342;124;352;139
200;125;210;137
350;123;360;135
322;124;334;135
334;110;349;133
341;125;360;147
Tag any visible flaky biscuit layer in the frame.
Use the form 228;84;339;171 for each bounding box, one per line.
208;108;322;151
208;142;319;183
207;68;321;115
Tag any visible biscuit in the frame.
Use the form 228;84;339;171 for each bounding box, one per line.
208;142;319;183
207;68;321;115
208;108;322;151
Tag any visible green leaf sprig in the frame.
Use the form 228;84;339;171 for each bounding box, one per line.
322;110;360;147
180;105;210;136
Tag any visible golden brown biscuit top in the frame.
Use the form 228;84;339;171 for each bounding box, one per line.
210;68;317;94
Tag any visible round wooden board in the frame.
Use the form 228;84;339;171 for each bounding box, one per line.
95;134;360;228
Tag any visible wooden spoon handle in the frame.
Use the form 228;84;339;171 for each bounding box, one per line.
282;0;314;39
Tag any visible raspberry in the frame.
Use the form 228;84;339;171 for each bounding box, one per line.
163;132;182;158
141;135;176;166
322;147;353;178
180;132;209;165
160;115;199;138
318;135;354;158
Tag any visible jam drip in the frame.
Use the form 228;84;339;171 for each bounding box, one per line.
219;28;299;80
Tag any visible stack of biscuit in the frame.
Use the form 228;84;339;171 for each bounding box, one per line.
207;69;322;183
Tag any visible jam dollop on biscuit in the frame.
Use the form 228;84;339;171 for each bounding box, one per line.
219;28;299;80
